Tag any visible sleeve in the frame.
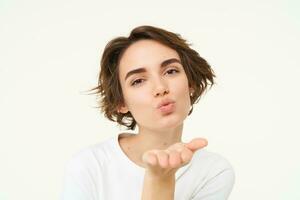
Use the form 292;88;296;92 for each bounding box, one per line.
191;157;235;200
60;150;100;200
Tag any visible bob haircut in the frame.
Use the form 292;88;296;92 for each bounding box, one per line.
88;25;216;130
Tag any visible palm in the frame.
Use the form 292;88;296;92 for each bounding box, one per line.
142;138;208;178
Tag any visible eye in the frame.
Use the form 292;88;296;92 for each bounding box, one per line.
166;68;179;75
131;78;144;86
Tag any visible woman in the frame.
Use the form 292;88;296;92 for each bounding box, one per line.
61;25;235;200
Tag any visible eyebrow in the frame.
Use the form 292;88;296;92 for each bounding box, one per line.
124;58;182;81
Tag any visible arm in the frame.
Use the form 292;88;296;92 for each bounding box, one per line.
141;171;175;200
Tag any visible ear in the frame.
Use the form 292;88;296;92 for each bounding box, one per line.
117;103;129;114
189;87;195;94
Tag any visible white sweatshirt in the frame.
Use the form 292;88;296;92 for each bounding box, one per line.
60;133;235;200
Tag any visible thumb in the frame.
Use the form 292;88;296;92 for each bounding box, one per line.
185;138;208;152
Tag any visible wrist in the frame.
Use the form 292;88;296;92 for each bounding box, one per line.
142;172;175;200
145;168;177;179
145;170;175;182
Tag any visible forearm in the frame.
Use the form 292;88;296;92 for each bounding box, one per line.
141;171;175;200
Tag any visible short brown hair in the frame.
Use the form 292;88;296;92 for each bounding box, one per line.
88;25;215;130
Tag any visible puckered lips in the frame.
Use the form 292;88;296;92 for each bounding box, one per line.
156;98;176;114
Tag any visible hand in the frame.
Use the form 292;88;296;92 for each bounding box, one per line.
142;138;208;179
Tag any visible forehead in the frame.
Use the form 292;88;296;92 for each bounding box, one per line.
118;40;180;77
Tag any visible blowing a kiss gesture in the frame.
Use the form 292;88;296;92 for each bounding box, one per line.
142;137;208;179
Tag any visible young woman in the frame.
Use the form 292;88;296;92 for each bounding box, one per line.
61;25;235;200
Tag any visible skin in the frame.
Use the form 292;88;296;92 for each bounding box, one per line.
140;139;207;200
117;39;208;199
141;138;207;178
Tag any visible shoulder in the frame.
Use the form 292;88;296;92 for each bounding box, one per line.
64;136;115;174
192;149;234;172
191;148;235;181
61;138;115;200
188;149;235;199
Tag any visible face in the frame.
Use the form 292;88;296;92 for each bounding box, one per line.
118;39;194;131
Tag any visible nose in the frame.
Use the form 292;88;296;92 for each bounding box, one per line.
153;78;169;97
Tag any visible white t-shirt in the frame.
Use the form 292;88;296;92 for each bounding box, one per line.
60;133;235;200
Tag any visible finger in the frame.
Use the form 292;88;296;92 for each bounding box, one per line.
168;150;182;168
157;150;169;168
142;151;158;166
180;148;193;164
185;138;208;152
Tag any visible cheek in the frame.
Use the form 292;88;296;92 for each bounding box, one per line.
124;90;152;112
173;78;192;112
180;93;192;115
174;76;190;97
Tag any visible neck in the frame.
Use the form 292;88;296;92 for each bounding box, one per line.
137;124;183;150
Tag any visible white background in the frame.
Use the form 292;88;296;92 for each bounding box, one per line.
0;0;299;199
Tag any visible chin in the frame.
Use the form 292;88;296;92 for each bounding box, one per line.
157;114;185;129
